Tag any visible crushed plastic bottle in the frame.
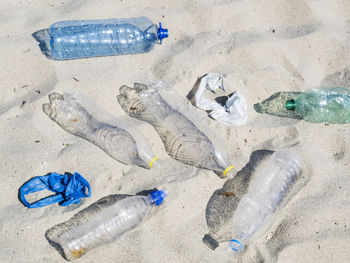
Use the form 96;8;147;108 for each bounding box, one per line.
229;150;302;252
43;91;158;169
117;81;236;178
40;17;168;60
285;87;350;123
58;190;167;260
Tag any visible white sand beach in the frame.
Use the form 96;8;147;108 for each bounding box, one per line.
1;0;350;262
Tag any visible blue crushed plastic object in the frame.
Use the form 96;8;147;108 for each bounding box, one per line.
157;22;169;44
229;239;243;252
150;190;167;206
19;172;91;208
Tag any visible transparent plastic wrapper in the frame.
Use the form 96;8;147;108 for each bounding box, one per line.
117;80;235;178
51;190;166;260
43;91;158;169
229;149;302;252
34;17;169;60
254;87;350;123
189;73;247;126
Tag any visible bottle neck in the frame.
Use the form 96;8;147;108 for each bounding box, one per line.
144;24;159;43
285;99;296;111
145;195;155;206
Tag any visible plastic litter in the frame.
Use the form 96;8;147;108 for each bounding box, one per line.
42;91;158;169
19;172;91;208
285;87;350;123
34;17;169;60
229;150;302;252
254;87;350;123
58;190;167;260
117;80;236;178
253;91;302;119
189;73;247;126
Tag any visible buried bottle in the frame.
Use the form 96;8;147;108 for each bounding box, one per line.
43;17;168;60
285;87;350;123
59;190;167;260
229;150;302;252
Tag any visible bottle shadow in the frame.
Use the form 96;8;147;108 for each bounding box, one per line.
32;28;52;58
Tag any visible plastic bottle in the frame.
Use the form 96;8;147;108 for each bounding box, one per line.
48;17;169;60
43;91;158;169
285;87;350;123
59;190;167;260
229;150;302;252
117;81;236;178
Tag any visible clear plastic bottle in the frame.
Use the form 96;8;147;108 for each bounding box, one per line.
48;17;169;60
285;87;350;123
229;150;302;252
43;91;158;169
59;190;167;260
117;81;236;178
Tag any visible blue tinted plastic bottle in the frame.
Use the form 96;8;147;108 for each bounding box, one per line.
48;17;168;60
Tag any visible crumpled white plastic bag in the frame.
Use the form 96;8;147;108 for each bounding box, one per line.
193;73;247;126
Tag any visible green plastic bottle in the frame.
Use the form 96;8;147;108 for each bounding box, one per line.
285;87;350;123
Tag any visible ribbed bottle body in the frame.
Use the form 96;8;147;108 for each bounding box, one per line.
49;18;158;59
230;150;302;251
60;196;151;258
294;87;350;123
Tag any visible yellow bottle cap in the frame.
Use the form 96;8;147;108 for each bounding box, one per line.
149;156;159;168
223;166;234;177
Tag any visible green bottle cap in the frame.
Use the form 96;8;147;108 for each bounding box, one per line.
285;99;296;111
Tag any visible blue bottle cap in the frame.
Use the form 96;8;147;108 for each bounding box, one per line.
229;239;243;252
158;23;169;44
150;190;167;206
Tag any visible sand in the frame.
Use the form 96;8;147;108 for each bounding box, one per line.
1;0;350;262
